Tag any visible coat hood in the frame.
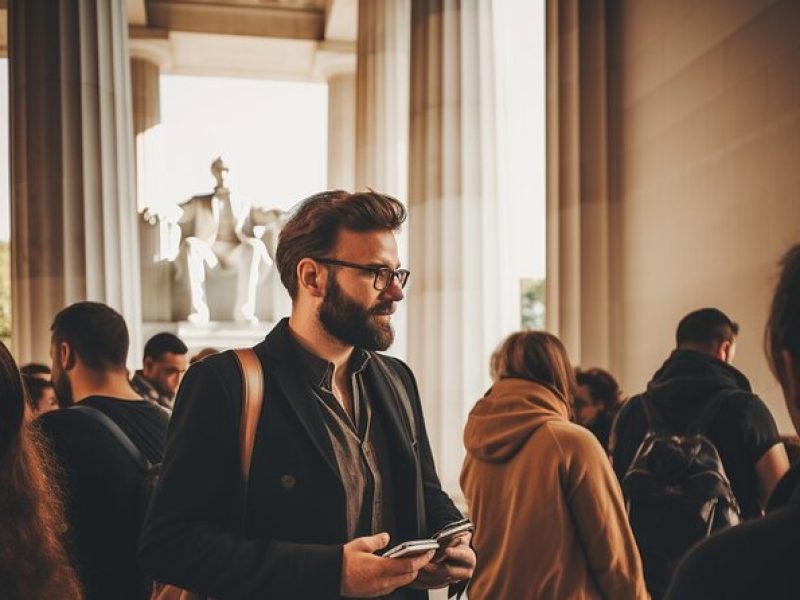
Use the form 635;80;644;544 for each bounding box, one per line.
463;378;570;463
645;349;752;403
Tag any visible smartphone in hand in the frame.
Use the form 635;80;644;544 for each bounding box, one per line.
381;539;439;558
433;518;474;545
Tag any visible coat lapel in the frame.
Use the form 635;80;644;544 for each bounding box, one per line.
364;355;417;463
255;321;342;483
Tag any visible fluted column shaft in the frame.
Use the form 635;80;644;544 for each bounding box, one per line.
9;0;142;363
355;0;412;360
407;0;502;490
131;56;161;212
327;72;356;190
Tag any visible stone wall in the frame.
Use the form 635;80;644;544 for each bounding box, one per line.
608;0;800;429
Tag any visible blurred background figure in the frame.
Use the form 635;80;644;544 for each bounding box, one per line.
23;374;59;416
574;367;626;452
189;347;218;365
0;341;83;599
130;332;189;410
20;362;51;382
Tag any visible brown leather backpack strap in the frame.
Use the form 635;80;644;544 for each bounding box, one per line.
232;348;264;485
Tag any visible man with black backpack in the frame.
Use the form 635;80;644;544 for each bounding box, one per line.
38;302;169;600
611;307;789;598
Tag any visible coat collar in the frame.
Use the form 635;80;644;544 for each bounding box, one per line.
256;319;414;479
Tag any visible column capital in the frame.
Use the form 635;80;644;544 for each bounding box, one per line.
129;37;174;70
312;40;356;80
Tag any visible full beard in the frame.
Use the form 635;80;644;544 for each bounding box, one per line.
52;372;74;408
319;276;395;351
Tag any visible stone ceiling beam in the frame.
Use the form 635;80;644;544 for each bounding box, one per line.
148;1;325;40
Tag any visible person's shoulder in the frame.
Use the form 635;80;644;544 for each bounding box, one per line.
675;508;792;588
545;420;606;457
372;352;409;371
719;388;770;413
38;406;89;433
613;393;645;428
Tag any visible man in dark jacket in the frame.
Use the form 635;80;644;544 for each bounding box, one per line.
666;246;800;599
613;308;788;519
612;308;789;597
139;190;475;599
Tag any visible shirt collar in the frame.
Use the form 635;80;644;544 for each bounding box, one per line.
288;331;372;391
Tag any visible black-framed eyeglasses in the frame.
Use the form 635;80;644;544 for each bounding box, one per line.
311;258;411;291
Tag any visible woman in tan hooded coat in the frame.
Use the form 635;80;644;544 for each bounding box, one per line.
461;332;647;600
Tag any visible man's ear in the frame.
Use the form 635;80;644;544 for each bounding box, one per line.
60;341;77;371
779;350;800;412
717;340;734;364
297;258;325;299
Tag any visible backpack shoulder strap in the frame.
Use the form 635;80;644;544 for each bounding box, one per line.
70;404;151;471
639;395;669;435
687;388;738;435
232;348;265;485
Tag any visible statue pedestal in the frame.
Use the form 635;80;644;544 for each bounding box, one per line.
141;321;274;354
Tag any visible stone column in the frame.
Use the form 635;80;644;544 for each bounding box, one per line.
130;52;175;323
355;0;410;198
315;43;357;191
9;0;142;363
355;0;411;359
327;71;356;190
407;0;504;490
545;0;614;370
131;56;161;211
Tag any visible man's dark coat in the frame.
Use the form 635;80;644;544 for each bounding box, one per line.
139;318;463;599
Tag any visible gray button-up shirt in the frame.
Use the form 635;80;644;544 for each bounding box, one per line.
290;336;397;541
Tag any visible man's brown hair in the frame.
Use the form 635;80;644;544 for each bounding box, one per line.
275;190;407;299
494;331;576;405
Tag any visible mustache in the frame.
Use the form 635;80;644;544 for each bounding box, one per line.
370;302;395;316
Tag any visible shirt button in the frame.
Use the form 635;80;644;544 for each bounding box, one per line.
280;474;296;490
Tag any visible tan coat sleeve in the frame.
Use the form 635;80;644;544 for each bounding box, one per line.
559;427;649;600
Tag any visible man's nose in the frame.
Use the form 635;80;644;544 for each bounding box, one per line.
382;276;404;301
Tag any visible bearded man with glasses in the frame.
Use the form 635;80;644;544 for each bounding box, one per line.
140;190;475;599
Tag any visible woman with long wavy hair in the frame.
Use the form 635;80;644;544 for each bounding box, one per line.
0;341;83;599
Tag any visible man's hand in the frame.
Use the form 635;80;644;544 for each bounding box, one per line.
411;532;476;590
340;532;435;598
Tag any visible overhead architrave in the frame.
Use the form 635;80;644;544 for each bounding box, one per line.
147;1;325;40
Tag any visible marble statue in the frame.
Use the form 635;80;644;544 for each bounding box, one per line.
176;157;279;325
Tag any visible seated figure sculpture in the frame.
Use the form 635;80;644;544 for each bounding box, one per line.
177;158;273;324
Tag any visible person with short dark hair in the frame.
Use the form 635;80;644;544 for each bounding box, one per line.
189;347;218;364
37;301;169;600
140;190;474;599
666;244;800;599
21;362;51;381
574;367;625;452
0;341;82;600
612;307;789;597
130;332;189;410
23;374;59;416
461;332;647;599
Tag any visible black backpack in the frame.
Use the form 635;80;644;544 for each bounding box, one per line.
622;394;742;598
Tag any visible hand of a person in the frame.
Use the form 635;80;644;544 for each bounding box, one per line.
340;532;436;598
410;532;476;590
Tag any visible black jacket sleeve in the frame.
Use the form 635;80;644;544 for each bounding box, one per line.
138;357;342;600
392;359;469;599
393;359;464;536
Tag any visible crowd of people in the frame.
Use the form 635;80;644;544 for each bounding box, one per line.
0;188;798;599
